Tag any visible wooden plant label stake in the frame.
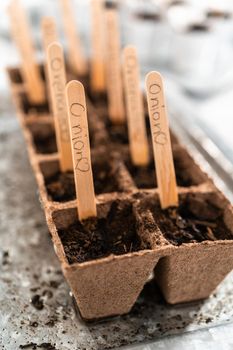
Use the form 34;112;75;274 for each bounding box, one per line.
41;16;58;53
105;8;125;124
60;0;87;76
66;80;96;220
123;46;149;166
41;17;58;112
8;0;45;104
90;0;105;93
47;43;73;172
146;71;178;209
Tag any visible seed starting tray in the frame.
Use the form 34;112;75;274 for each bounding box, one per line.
7;64;233;322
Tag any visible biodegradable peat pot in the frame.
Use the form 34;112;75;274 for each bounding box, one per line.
38;151;135;205
7;65;90;119
137;189;233;304
48;197;168;321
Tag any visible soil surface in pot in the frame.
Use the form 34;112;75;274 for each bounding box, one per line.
33;132;57;154
10;68;23;84
46;162;120;202
151;195;233;245
21;93;49;115
58;200;144;263
126;154;198;189
106;121;129;145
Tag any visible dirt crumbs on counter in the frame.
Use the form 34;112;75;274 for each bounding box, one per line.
152;196;233;245
46;163;119;202
135;12;161;21
2;251;10;265
58;200;142;263
30;294;44;310
20;343;56;349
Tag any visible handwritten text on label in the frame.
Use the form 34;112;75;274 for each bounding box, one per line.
70;103;89;172
50;57;70;142
147;83;167;146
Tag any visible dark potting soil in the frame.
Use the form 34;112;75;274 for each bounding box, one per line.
30;294;44;310
34;134;57;154
10;68;23;84
126;160;157;189
88;90;107;106
46;162;120;202
19;343;56;350
126;156;196;189
46;171;75;202
21;93;49;115
59;200;142;264
106;120;129;145
151;196;233;245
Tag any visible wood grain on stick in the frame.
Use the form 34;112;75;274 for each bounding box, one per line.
105;8;125;124
41;17;58;53
8;0;45;104
60;0;87;76
66;80;96;220
41;17;58;112
123;46;149;166
145;71;178;209
90;0;105;92
47;43;73;172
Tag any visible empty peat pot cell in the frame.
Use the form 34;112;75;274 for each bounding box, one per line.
40;156;127;202
52;198;160;320
137;191;233;304
18;91;49;116
125;146;207;189
27;123;57;154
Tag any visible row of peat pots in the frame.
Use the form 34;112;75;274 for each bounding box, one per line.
7;65;233;321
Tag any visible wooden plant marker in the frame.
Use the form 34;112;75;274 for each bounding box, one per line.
105;8;125;124
66;80;96;220
122;46;149;166
41;16;58;54
8;0;45;104
47;43;73;172
145;71;178;209
41;17;58;111
60;0;87;76
90;0;105;93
